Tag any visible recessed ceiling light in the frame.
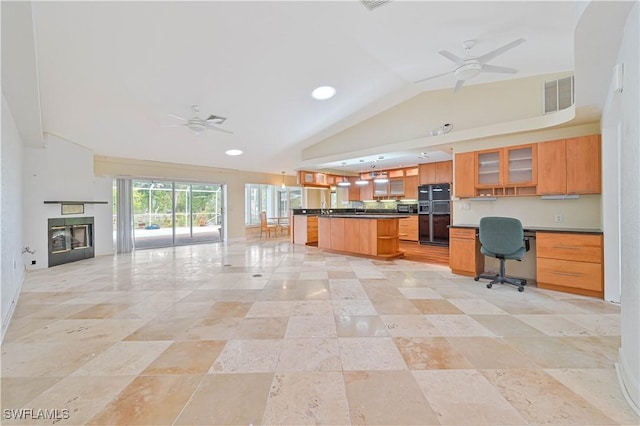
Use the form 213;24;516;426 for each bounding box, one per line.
311;86;336;100
225;149;243;156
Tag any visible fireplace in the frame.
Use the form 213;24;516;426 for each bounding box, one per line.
48;217;95;267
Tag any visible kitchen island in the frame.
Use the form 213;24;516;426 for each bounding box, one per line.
317;214;408;260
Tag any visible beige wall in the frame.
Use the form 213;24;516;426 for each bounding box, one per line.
94;156;297;240
301;72;574;164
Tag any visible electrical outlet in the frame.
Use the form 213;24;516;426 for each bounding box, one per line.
554;213;563;223
31;260;36;265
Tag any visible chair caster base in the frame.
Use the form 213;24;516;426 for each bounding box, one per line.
486;283;492;289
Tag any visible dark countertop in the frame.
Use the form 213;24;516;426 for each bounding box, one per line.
317;214;410;219
450;224;603;234
293;208;411;216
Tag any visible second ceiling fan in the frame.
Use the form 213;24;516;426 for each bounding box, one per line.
415;38;526;93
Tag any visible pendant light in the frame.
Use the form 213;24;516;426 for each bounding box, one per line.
337;162;351;187
281;171;286;189
355;159;369;185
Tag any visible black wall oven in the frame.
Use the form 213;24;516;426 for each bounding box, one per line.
418;184;451;246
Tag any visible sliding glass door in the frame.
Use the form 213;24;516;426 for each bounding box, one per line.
130;180;223;249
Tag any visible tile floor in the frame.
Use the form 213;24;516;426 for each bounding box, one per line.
1;238;638;425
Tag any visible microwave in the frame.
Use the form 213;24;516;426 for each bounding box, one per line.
397;204;417;213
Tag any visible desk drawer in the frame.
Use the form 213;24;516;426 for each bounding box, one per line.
449;228;476;240
537;258;603;291
536;232;602;263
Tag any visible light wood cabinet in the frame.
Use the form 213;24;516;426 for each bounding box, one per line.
419;163;436;185
348;178;361;201
536;232;603;297
389;178;404;196
399;216;418;241
448;227;483;276
566;135;601;194
404;175;418;199
504;144;537;186
454;152;475;198
475;148;503;187
420;161;453;185
537;139;567;194
318;217;403;259
359;180;373;200
435;161;453;183
474;144;537;196
537;135;601;195
373;180;388;197
293;215;318;245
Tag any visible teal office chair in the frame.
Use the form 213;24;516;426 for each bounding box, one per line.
474;216;529;292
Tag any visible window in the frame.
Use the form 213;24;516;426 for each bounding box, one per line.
116;179;224;250
245;184;301;225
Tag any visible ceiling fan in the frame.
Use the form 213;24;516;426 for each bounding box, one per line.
415;38;526;93
164;105;233;135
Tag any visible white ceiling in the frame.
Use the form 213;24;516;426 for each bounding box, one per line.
6;1;586;175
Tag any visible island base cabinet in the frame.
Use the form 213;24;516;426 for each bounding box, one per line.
293;215;318;245
399;216;418;241
317;217;403;260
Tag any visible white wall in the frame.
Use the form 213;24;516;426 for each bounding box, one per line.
1;94;25;340
604;2;640;415
23;135;114;269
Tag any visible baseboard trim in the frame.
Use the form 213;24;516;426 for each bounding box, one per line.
616;348;640;416
1;274;24;343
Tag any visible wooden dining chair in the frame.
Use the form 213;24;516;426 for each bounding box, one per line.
279;217;290;236
259;211;277;238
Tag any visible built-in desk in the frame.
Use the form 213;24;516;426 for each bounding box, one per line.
449;225;604;298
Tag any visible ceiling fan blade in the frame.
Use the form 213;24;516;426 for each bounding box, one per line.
414;70;452;84
167;114;187;121
476;38;525;64
438;50;465;65
453;79;465;93
481;64;518;74
205;124;234;135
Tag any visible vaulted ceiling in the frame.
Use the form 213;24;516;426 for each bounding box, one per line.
1;1;630;175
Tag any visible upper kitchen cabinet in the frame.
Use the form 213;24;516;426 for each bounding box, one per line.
436;161;453;183
505;144;537;186
419;161;452;185
347;177;361;201
359;179;373;200
537;135;601;195
404;175;418;199
537;139;567;194
474;144;537;196
475;148;503;187
566;135;601;194
454;152;475;198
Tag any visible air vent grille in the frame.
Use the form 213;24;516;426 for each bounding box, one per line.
360;0;391;11
543;76;574;114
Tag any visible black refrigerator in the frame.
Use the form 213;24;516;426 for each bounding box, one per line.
418;184;451;246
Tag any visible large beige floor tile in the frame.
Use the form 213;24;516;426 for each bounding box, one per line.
344;370;440;425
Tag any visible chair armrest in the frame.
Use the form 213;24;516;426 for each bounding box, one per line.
523;237;530;252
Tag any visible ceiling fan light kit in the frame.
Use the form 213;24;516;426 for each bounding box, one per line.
415;38;526;92
164;105;233;135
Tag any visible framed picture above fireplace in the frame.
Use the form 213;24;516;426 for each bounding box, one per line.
61;203;84;215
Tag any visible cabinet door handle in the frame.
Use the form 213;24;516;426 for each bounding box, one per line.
553;245;580;250
552;271;582;277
